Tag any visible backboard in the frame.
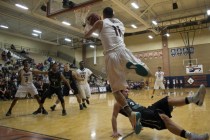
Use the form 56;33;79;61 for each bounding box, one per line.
47;0;101;17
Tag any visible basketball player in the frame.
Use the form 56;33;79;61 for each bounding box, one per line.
84;7;152;134
111;85;209;140
33;63;71;116
76;61;97;108
5;60;41;116
50;63;84;111
151;66;166;98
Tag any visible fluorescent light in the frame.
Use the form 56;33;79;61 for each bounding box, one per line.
152;20;158;25
92;32;99;37
15;4;28;10
207;10;210;16
90;45;95;48
148;35;153;39
32;33;39;36
131;24;137;28
62;21;71;26
33;30;42;34
131;2;139;9
64;38;71;42
165;33;170;37
0;25;9;29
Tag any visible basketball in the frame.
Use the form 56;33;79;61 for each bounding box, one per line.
86;13;101;26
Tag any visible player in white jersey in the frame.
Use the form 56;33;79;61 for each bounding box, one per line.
84;7;152;134
76;61;97;108
151;66;166;98
6;60;41;116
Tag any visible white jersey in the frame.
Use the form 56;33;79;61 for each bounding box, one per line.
20;69;33;85
99;18;125;53
155;71;164;82
76;68;92;85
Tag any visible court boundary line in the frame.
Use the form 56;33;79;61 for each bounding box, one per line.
122;131;134;139
0;125;70;140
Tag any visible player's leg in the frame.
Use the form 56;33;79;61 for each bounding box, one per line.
160;82;167;94
56;88;67;116
78;85;87;108
33;87;52;115
85;84;91;105
50;85;68;111
168;84;206;107
72;83;83;110
50;98;60;111
125;49;151;77
28;84;41;105
159;114;209;140
151;82;159;98
113;91;142;134
5;97;19;116
6;85;26;116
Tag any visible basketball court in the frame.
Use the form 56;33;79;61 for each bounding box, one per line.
0;0;210;140
0;89;209;140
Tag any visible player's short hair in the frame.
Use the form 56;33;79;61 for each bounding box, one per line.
79;61;84;64
103;7;114;18
22;59;28;65
158;66;161;69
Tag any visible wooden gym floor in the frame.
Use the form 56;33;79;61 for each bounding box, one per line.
0;88;209;140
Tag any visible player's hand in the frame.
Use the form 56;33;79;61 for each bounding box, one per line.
111;132;121;138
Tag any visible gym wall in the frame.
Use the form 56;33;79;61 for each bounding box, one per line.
85;28;210;78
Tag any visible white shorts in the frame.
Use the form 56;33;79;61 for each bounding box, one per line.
154;81;165;90
15;83;39;98
105;47;150;93
78;83;91;99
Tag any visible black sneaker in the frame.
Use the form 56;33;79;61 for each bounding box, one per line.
83;103;87;108
62;110;67;116
50;105;56;111
33;108;42;115
79;104;83;110
86;99;90;105
42;108;48;115
6;110;11;116
151;95;154;99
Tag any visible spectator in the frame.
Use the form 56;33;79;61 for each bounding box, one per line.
1;51;7;61
0;79;7;100
7;51;12;60
20;49;26;54
10;44;16;51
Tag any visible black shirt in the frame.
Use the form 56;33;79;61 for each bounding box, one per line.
119;98;146;117
48;71;61;88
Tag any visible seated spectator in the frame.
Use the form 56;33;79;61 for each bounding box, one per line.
20;49;26;54
7;51;12;60
0;79;7;100
1;51;7;61
10;44;16;51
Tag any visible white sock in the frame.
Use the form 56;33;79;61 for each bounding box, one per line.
185;131;191;139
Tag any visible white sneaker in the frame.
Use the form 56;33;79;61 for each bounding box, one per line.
188;133;209;140
194;84;206;106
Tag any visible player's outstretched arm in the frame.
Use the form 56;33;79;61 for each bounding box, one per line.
84;20;103;38
32;70;48;75
61;74;71;90
72;71;84;81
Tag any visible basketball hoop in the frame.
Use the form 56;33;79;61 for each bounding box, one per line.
74;6;91;26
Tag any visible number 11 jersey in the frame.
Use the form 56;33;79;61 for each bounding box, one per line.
99;18;125;53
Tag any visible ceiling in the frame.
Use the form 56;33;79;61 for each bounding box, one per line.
0;0;210;48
